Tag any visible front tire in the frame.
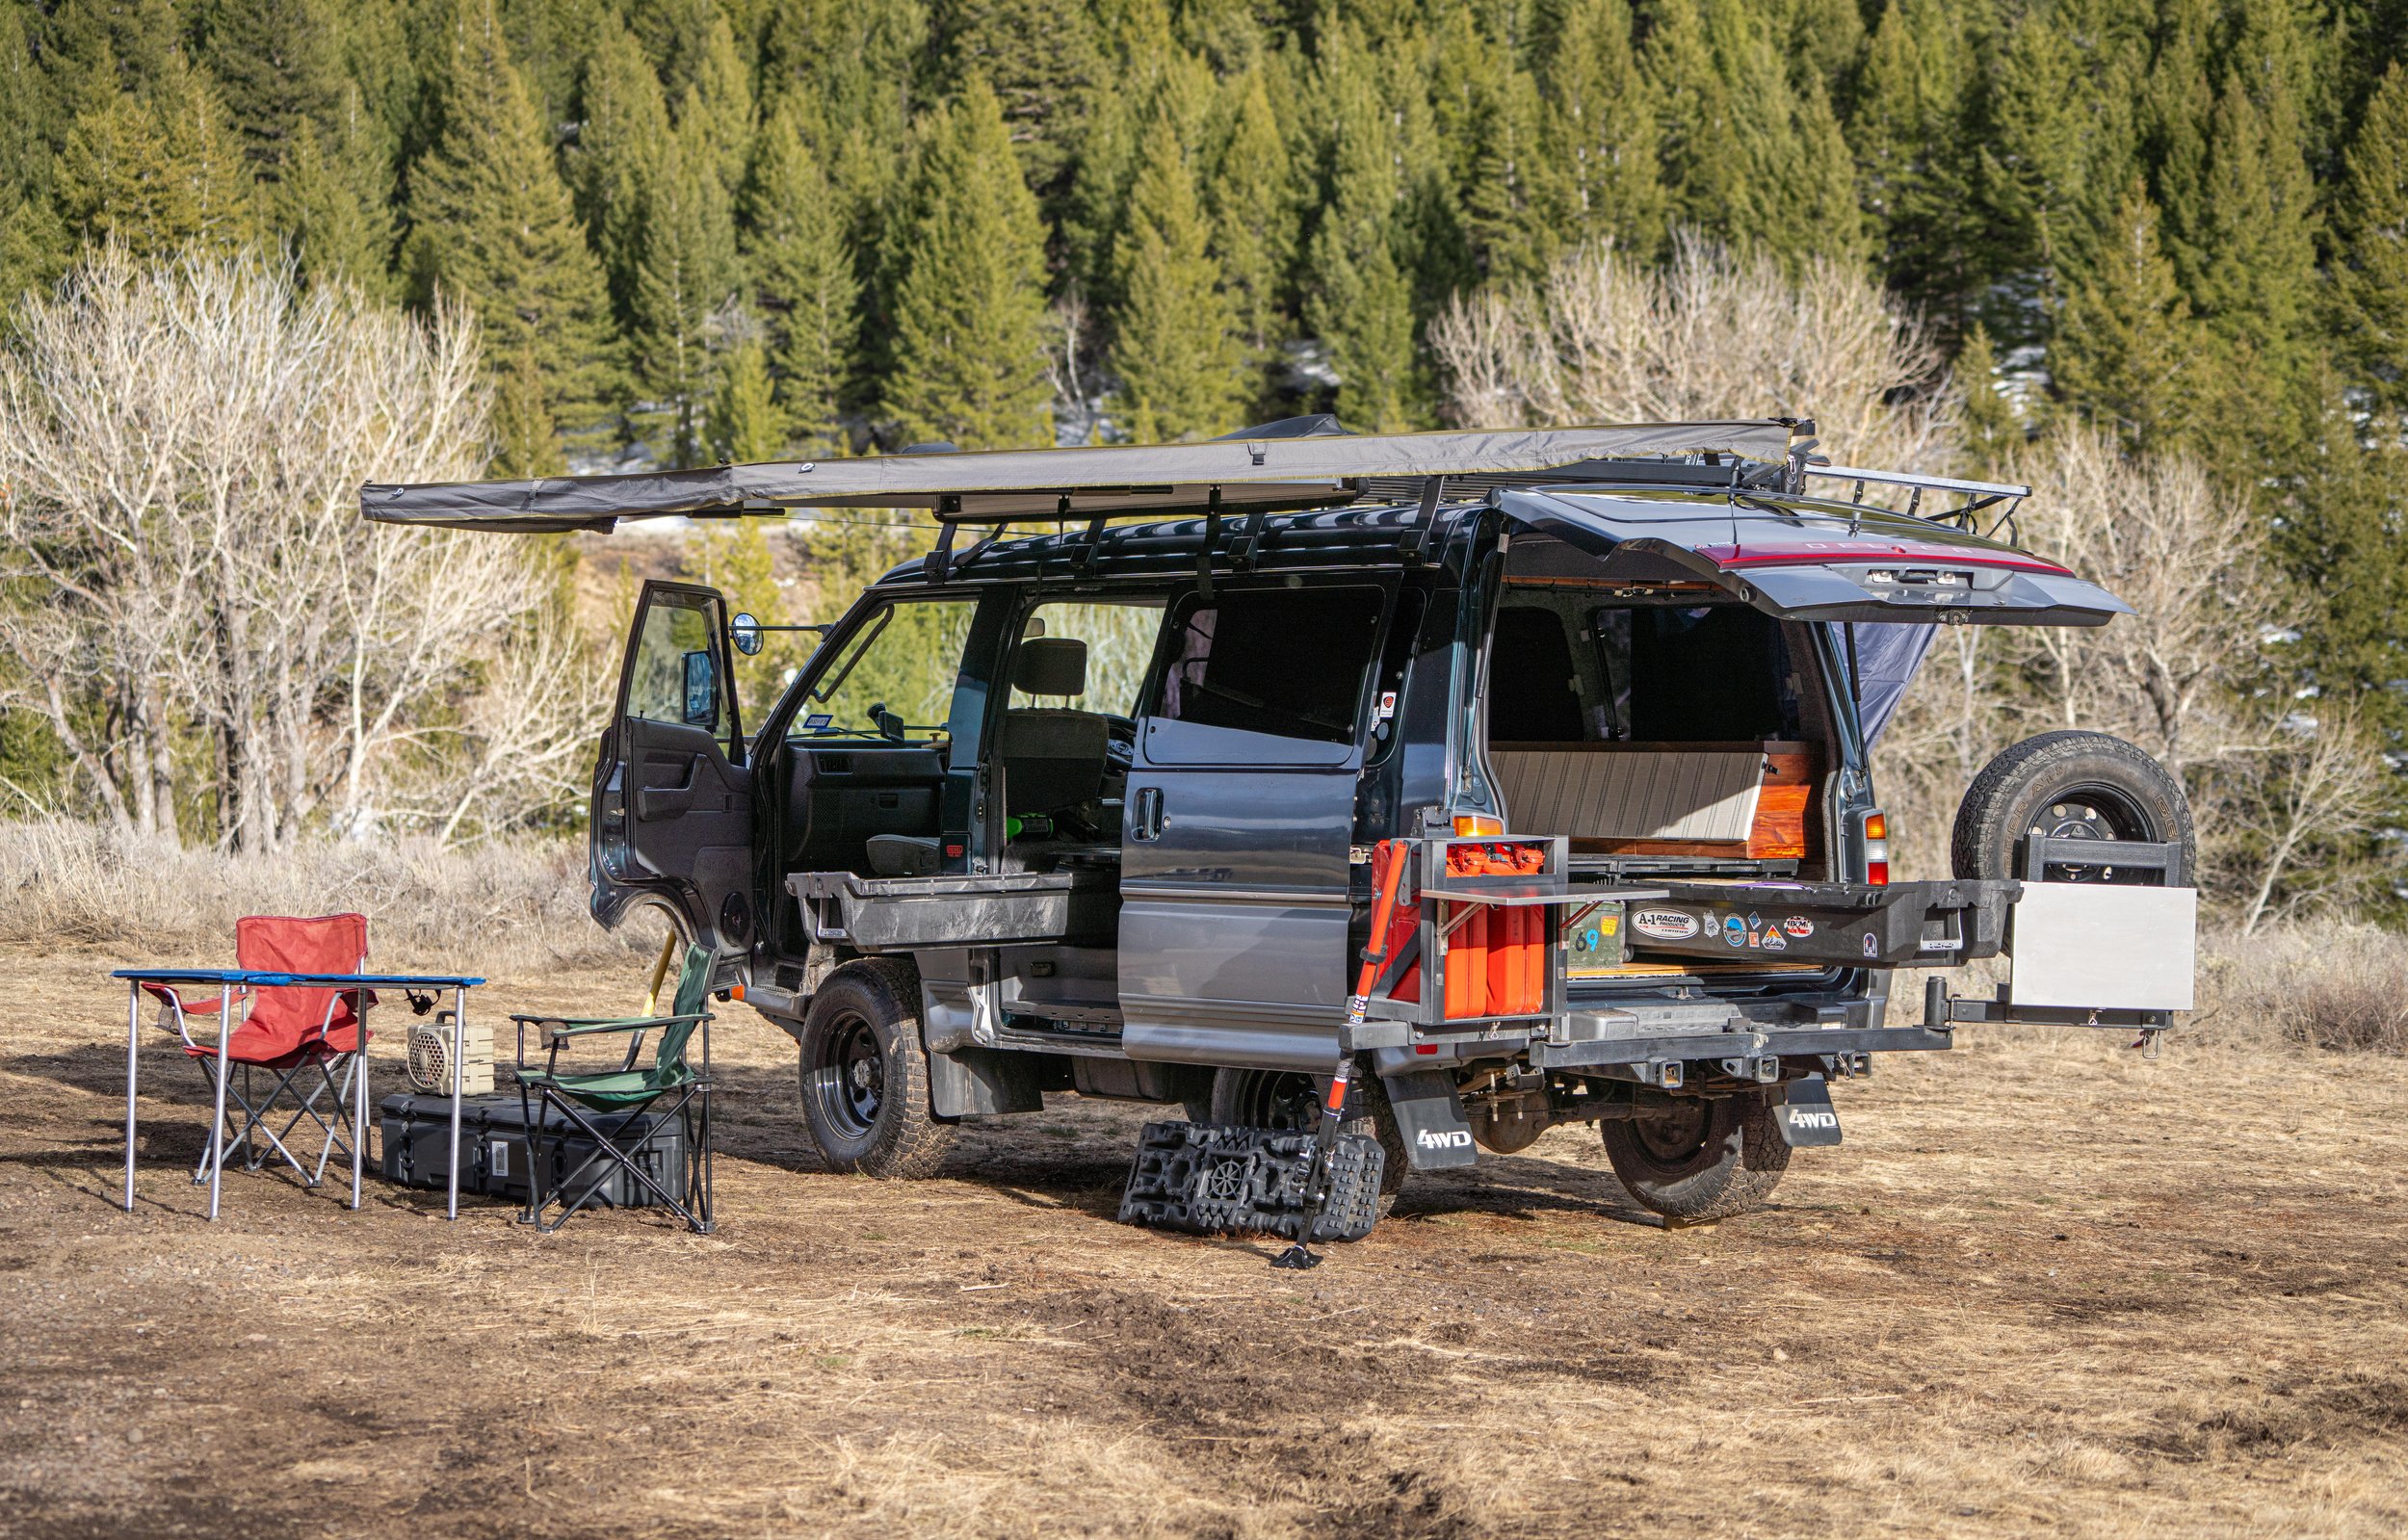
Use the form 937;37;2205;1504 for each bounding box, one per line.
1600;1094;1789;1220
798;960;955;1179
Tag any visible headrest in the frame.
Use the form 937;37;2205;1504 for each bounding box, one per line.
1013;637;1086;697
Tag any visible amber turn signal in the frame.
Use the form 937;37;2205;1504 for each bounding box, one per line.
1864;813;1888;841
1453;813;1505;837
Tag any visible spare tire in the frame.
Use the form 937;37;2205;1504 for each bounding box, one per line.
1950;731;2194;883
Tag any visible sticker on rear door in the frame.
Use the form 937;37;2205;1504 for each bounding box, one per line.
1631;909;1699;941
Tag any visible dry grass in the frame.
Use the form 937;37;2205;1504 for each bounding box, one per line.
2194;925;2408;1056
1;955;2405;1539
0;819;649;975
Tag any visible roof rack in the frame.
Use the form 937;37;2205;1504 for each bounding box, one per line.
1797;462;2030;539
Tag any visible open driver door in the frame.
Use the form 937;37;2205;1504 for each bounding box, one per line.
591;581;757;951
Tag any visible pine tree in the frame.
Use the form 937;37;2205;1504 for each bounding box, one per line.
1303;22;1419;431
1537;0;1665;260
681;13;755;203
569;17;671;330
744;101;859;453
1110;114;1243;440
1850;0;1983;339
491;342;564;477
2267;371;2408;746
203;0;345;182
2332;62;2408;415
627;0;719;106
55;50;257;256
934;0;1104;206
275;91;398;299
1205;67;1298;361
707;340;788;462
2050;178;2211;454
1977;1;2149;345
406;0;619;441
1451;25;1568;286
1642;0;1862;266
632;118;742;467
1956;324;2022;472
880;82;1053;450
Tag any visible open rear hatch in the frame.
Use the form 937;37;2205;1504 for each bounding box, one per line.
1497;487;2131;627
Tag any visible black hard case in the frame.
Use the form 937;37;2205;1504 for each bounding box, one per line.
378;1091;690;1210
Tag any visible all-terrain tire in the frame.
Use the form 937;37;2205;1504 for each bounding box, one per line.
797;959;955;1179
1599;1093;1789;1220
1209;1065;1409;1212
1951;731;2194;884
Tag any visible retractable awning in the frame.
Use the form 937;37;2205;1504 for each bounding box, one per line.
358;421;1797;534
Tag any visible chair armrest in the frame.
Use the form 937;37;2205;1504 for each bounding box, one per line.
510;1012;711;1038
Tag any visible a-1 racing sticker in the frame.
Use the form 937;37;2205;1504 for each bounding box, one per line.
1631;908;1700;942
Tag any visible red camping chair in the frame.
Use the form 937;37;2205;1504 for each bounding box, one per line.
144;914;375;1195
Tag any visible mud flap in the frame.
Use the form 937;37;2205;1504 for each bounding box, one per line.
1770;1076;1843;1148
1117;1122;1384;1242
1382;1069;1480;1170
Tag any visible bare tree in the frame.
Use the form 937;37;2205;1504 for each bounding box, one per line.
0;248;602;849
1431;234;1961;473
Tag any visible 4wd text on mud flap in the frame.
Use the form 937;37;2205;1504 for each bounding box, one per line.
1791;1111;1839;1130
1416;1129;1475;1150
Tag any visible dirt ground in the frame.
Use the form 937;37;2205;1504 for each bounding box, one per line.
2;955;2402;1540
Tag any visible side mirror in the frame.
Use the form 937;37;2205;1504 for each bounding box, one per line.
682;650;717;726
730;613;763;656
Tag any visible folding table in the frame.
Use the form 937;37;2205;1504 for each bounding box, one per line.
115;968;486;1221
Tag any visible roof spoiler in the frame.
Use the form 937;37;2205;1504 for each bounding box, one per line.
356;421;1799;534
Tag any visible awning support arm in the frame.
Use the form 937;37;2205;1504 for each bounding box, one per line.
923;502;960;583
1196;487;1221;600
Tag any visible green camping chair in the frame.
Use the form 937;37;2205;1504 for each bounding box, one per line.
511;944;717;1234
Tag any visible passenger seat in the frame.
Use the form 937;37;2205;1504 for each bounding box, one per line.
997;638;1112;818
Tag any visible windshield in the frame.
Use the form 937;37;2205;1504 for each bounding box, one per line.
794;597;975;743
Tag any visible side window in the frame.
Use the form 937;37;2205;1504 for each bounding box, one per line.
1011;599;1166;716
627;589;727;740
1152;587;1386;745
798;597;977;743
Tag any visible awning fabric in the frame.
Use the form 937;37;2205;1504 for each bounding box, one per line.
358;422;1797;533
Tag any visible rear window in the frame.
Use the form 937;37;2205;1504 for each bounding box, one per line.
1154;587;1385;745
1486;594;1801;744
1600;604;1799;742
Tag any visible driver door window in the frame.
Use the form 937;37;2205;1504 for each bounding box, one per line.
627;587;734;750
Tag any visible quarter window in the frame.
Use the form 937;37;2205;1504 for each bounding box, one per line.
1153;587;1385;745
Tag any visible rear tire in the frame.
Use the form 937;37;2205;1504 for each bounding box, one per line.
1209;1065;1408;1210
798;960;955;1179
1951;731;2194;884
1600;1094;1789;1220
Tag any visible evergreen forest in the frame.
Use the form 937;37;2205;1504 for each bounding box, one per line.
0;0;2404;893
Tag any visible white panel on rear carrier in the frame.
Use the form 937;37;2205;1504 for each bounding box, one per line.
2008;883;2197;1011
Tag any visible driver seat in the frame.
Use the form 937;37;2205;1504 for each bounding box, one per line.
998;638;1112;818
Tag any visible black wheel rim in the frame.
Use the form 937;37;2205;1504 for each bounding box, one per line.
1234;1070;1320;1131
809;1012;885;1140
1630;1099;1711;1167
2025;780;2162;882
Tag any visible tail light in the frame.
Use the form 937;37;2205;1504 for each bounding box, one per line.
1858;808;1891;886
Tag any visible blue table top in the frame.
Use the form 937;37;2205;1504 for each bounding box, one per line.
113;969;486;988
